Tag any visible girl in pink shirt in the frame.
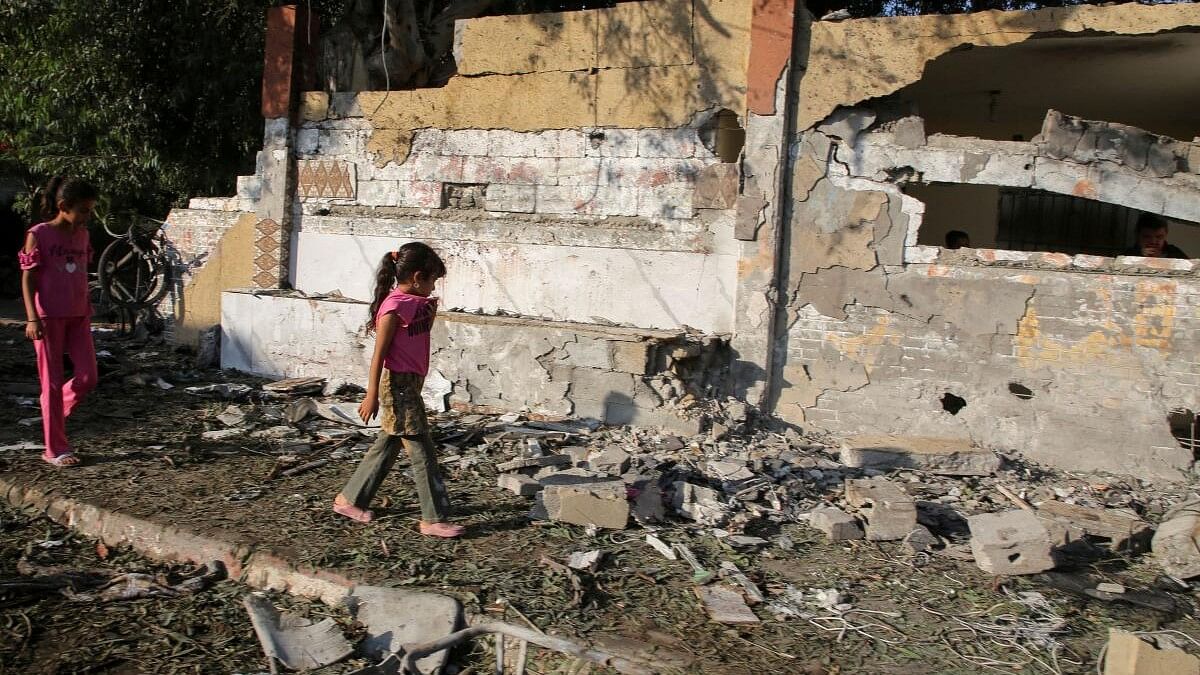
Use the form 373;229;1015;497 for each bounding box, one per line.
333;242;464;538
20;177;99;467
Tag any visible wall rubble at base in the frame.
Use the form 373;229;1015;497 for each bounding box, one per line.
221;290;727;433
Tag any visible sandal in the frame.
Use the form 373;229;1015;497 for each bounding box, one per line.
333;501;374;523
419;521;465;538
43;453;81;467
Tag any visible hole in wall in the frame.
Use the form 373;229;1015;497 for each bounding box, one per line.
1008;383;1034;400
941;393;967;415
1169;408;1200;458
1008;553;1021;563
699;109;745;163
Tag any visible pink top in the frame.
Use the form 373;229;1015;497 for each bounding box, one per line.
18;222;92;318
376;290;437;376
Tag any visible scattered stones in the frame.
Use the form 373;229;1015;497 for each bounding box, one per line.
1103;628;1200;675
695;585;760;624
497;473;541;497
566;550;603;571
808;506;864;541
845;478;918;541
839;435;1001;476
968;510;1058;575
672;482;728;526
587;446;631;475
541;481;629;529
496;454;572;472
1035;500;1153;553
1152;503;1200;579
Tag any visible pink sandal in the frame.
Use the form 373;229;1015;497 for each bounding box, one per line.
43;453;81;467
419;522;465;538
333;501;374;523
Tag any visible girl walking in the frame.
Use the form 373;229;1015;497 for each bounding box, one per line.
333;242;463;538
20;177;99;467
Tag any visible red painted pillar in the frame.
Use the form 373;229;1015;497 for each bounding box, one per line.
262;5;319;119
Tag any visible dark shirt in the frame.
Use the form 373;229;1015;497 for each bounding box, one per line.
1123;243;1190;259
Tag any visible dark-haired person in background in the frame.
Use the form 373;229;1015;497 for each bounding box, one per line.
944;230;970;250
1125;214;1189;259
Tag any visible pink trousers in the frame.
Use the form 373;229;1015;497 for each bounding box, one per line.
34;317;97;458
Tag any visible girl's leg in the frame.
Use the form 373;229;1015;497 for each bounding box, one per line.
33;319;70;459
62;316;97;418
403;432;452;523
337;431;404;513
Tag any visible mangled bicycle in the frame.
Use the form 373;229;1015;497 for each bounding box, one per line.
91;214;172;334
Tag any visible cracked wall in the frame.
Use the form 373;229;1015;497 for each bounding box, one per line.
784;26;1200;481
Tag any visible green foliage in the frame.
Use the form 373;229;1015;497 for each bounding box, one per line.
0;0;341;220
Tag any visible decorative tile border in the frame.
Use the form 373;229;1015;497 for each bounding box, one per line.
297;160;356;199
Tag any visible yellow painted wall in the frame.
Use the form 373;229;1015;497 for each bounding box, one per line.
174;213;257;346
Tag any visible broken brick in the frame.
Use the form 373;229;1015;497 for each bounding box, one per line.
968;510;1057;576
844;478;917;541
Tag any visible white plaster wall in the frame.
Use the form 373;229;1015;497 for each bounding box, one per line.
289;231;738;333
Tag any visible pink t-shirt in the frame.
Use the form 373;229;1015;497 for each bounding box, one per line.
376;290;437;376
18;222;92;318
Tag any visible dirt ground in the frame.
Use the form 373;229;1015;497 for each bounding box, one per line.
2;323;1200;674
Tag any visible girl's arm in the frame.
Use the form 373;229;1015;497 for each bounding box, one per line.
358;312;399;423
19;233;42;341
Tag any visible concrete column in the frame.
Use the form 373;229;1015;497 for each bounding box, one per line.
729;0;803;407
254;5;318;290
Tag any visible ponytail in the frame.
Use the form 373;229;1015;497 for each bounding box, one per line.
365;242;447;333
38;176;99;221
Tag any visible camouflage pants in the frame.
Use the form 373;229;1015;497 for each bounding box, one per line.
339;370;451;522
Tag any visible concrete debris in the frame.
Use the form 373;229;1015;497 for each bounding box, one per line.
645;533;677;560
316;402;381;428
322;378;348;397
216;405;247;427
1103;628;1200;675
243;594;353;671
718;561;764;605
903;524;938;553
0;441;45;452
201;428;244;441
567;550;603;571
348;586;462;674
540;481;629;529
695;585;760;624
185;383;253;399
497;454;572;472
262;376;326;396
588;446;632;475
808;506;864;541
844;478;918;541
672;482;728;526
1096;582;1126;594
840;435;1000;476
285;397;318;424
1152;501;1200;579
498;473;541;496
1035;500;1153;554
705;460;755;482
968;510;1058;576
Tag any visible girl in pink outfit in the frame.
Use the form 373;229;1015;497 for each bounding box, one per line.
19;177;99;467
333;242;464;538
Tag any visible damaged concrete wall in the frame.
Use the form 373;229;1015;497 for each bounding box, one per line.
222;290;724;433
783;5;1200;481
206;0;755;428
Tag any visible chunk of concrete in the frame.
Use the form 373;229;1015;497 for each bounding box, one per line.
243;595;353;672
705;460;755;482
542;481;629;529
892;116;926;149
1153;509;1200;579
840;435;1000;476
968;510;1057;575
496;454;572;472
844;478;917;541
588;446;631;475
631;480;666;524
497;473;541;497
817;107;877;146
808;506;864;541
1035;501;1152;554
694;585;760;625
1104;628;1200;675
672;481;729;526
349;586;463;675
